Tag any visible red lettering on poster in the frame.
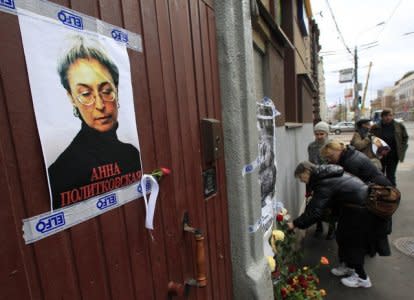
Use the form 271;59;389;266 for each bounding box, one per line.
60;170;143;208
90;162;122;182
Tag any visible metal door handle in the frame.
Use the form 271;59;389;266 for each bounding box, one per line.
183;212;207;288
167;213;207;298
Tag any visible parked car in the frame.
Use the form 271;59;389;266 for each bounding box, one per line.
330;121;355;135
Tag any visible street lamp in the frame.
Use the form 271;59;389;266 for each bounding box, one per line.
353;22;385;121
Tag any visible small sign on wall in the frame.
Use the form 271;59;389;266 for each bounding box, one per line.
203;168;217;198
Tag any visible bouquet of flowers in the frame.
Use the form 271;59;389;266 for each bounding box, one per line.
267;209;328;299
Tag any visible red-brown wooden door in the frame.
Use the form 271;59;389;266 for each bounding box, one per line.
0;0;232;299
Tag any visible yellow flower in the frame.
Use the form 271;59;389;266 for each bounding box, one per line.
267;256;276;272
303;266;309;271
272;229;285;241
320;256;329;265
320;289;327;296
270;233;278;254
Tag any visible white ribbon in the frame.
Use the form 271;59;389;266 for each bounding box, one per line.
140;175;159;230
22;175;160;244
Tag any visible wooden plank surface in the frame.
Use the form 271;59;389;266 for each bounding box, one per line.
139;0;186;292
0;46;36;300
198;3;220;299
0;7;82;299
0;0;233;298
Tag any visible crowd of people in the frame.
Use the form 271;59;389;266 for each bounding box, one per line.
287;109;409;289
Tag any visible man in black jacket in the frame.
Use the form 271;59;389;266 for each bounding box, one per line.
371;108;409;186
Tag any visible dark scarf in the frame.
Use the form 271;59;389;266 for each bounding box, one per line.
357;127;369;139
381;121;396;154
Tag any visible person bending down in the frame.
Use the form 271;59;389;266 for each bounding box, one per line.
288;161;386;288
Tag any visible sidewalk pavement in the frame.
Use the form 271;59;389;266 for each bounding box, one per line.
302;121;414;300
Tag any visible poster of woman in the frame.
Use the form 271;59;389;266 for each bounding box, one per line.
19;11;142;210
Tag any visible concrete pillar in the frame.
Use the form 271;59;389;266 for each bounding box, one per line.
214;1;273;299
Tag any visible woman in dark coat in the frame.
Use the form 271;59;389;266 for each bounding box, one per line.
320;141;390;186
320;140;392;257
288;162;373;288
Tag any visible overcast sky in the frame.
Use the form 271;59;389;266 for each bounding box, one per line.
311;0;414;106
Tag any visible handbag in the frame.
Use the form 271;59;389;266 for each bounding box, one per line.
366;184;401;218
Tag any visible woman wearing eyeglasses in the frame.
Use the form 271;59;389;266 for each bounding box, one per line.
48;36;141;209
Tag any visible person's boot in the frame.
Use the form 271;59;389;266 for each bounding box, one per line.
326;223;335;240
314;221;323;237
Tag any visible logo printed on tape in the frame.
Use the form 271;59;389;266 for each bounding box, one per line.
96;193;117;210
111;29;128;43
0;0;15;9
245;165;253;173
35;212;66;234
137;179;151;194
57;10;83;30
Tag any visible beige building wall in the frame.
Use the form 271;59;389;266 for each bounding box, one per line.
293;0;311;76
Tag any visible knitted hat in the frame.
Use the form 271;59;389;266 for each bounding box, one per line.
314;121;330;134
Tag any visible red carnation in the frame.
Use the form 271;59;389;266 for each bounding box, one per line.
160;167;171;175
281;288;287;298
276;214;284;222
